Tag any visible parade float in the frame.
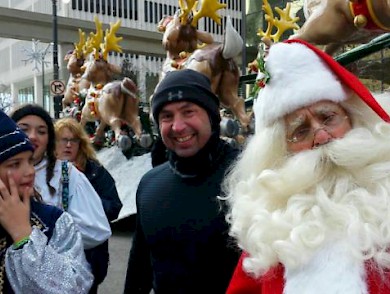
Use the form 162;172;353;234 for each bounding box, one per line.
62;17;153;154
154;0;251;144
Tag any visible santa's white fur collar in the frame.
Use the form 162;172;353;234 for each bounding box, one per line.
284;239;367;294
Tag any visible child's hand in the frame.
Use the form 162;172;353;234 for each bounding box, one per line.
0;172;32;242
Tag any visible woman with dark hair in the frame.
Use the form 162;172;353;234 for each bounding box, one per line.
10;104;111;252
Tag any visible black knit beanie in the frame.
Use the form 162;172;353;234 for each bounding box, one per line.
152;69;221;130
0;110;34;164
10;104;56;154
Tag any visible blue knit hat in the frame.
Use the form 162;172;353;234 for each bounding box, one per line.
0;110;34;164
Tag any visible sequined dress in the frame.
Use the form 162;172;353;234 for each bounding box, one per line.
4;201;93;293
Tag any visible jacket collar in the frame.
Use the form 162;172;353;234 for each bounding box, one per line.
168;132;224;178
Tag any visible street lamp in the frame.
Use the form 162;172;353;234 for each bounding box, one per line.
52;0;71;119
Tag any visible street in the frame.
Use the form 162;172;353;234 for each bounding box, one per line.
99;216;136;294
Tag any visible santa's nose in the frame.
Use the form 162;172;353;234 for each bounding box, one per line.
313;128;331;148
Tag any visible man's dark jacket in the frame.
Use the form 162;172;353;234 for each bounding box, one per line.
124;136;241;294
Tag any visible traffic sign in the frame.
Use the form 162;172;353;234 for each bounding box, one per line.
50;80;66;95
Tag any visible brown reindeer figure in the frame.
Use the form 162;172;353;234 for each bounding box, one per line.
77;19;152;150
80;77;149;150
62;16;107;111
62;30;86;109
290;0;390;55
155;0;251;130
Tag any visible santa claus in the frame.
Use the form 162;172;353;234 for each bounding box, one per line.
224;39;390;294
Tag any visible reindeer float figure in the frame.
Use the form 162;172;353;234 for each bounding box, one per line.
64;17;152;151
62;30;87;112
290;0;390;55
155;0;251;133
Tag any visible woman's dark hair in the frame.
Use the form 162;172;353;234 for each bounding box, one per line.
10;104;57;195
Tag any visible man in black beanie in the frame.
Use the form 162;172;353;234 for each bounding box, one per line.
124;69;241;293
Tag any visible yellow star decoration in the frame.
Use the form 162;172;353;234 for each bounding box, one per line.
191;0;227;26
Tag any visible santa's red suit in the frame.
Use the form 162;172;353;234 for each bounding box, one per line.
227;252;390;294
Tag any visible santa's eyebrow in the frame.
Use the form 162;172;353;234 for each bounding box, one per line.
311;105;341;115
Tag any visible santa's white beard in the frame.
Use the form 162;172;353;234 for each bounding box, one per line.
227;122;390;278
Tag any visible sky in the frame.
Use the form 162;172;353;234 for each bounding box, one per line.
97;148;152;220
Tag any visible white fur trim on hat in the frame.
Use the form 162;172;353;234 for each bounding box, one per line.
254;42;350;129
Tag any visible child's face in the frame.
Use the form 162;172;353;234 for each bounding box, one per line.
0;151;35;197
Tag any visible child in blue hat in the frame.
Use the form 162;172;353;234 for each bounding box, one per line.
0;109;93;293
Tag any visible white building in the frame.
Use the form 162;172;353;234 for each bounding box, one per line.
0;0;243;115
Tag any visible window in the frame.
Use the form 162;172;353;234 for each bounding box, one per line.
18;87;34;104
144;1;148;22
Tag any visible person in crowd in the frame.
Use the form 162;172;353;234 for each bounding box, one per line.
54;117;122;221
224;39;390;293
54;116;123;292
0;109;93;293
9;104;112;293
124;69;241;293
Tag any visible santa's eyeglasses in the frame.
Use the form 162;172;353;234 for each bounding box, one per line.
286;115;349;144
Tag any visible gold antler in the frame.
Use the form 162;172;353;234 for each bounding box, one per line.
257;0;299;43
84;16;104;56
258;0;274;40
74;29;86;59
178;0;198;25
101;19;123;61
191;0;226;27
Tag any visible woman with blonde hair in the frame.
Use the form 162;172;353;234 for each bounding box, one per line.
54;117;122;221
55;117;122;293
56;118;98;170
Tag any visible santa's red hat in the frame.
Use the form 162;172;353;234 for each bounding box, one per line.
254;39;390;129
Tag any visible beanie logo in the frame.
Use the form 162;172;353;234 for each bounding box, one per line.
167;90;183;101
